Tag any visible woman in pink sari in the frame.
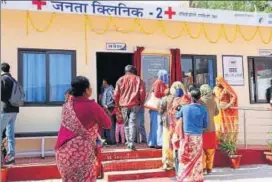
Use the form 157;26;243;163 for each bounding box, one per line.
55;76;111;182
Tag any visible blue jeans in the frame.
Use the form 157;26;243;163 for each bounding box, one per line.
137;107;147;143
1;113;17;156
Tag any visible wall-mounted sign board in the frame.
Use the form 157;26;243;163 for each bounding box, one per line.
259;49;272;56
106;43;127;50
222;55;244;86
141;54;170;92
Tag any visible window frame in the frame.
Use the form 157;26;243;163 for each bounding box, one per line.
247;56;272;104
181;54;217;88
18;48;76;107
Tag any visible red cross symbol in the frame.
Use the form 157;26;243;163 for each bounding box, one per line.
32;0;46;10
164;7;176;19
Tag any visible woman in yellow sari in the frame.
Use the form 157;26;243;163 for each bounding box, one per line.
213;76;238;135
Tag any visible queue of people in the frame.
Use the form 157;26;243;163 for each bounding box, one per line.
1;61;241;181
54;64;242;181
156;76;239;181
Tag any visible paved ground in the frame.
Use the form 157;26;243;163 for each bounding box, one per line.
14;165;272;182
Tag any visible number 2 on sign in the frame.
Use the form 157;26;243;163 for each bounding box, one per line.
156;7;163;18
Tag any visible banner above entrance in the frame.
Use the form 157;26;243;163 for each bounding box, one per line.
2;0;272;27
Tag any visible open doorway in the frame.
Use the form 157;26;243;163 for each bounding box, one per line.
96;52;133;100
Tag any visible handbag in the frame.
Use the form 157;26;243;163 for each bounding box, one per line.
144;92;161;110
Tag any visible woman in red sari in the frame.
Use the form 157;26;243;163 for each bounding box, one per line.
55;76;111;182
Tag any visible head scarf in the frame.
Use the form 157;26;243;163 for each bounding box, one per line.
200;84;213;99
216;76;238;106
170;81;185;96
157;70;169;84
216;76;237;98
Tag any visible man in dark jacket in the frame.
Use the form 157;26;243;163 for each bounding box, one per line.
1;62;19;165
114;65;146;150
266;79;272;107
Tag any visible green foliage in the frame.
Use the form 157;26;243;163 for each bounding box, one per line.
191;1;272;13
218;132;238;156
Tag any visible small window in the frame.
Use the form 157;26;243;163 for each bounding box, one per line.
248;57;272;103
181;55;217;89
18;49;76;106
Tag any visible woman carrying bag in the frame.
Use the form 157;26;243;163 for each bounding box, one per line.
145;70;169;149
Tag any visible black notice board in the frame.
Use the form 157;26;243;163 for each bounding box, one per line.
141;54;170;92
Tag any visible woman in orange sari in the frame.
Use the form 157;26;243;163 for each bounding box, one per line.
213;76;238;135
55;76;111;182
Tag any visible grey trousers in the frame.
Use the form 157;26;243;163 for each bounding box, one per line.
121;106;138;147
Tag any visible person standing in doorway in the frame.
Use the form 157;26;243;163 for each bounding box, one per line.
101;78;115;145
1;63;19;165
114;65;146;150
265;79;272;108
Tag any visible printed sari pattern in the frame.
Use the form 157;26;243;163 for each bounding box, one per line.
169;96;191;146
56;100;98;182
177;135;204;182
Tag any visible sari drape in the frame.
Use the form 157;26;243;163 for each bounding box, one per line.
56;100;98;182
177;135;204;182
160;95;175;169
214;77;238;135
169;96;191;147
160;95;190;171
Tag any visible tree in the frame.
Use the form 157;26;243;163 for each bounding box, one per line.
191;0;272;13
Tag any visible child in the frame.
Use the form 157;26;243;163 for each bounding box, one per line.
112;107;125;146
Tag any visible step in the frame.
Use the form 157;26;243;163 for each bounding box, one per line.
105;168;175;181
5;148;267;181
102;148;162;161
103;158;162;172
7;164;60;181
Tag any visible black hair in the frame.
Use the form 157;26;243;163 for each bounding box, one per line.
188;84;196;92
70;76;90;97
125;65;137;75
102;78;111;85
1;62;10;73
190;88;201;103
65;88;72;95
